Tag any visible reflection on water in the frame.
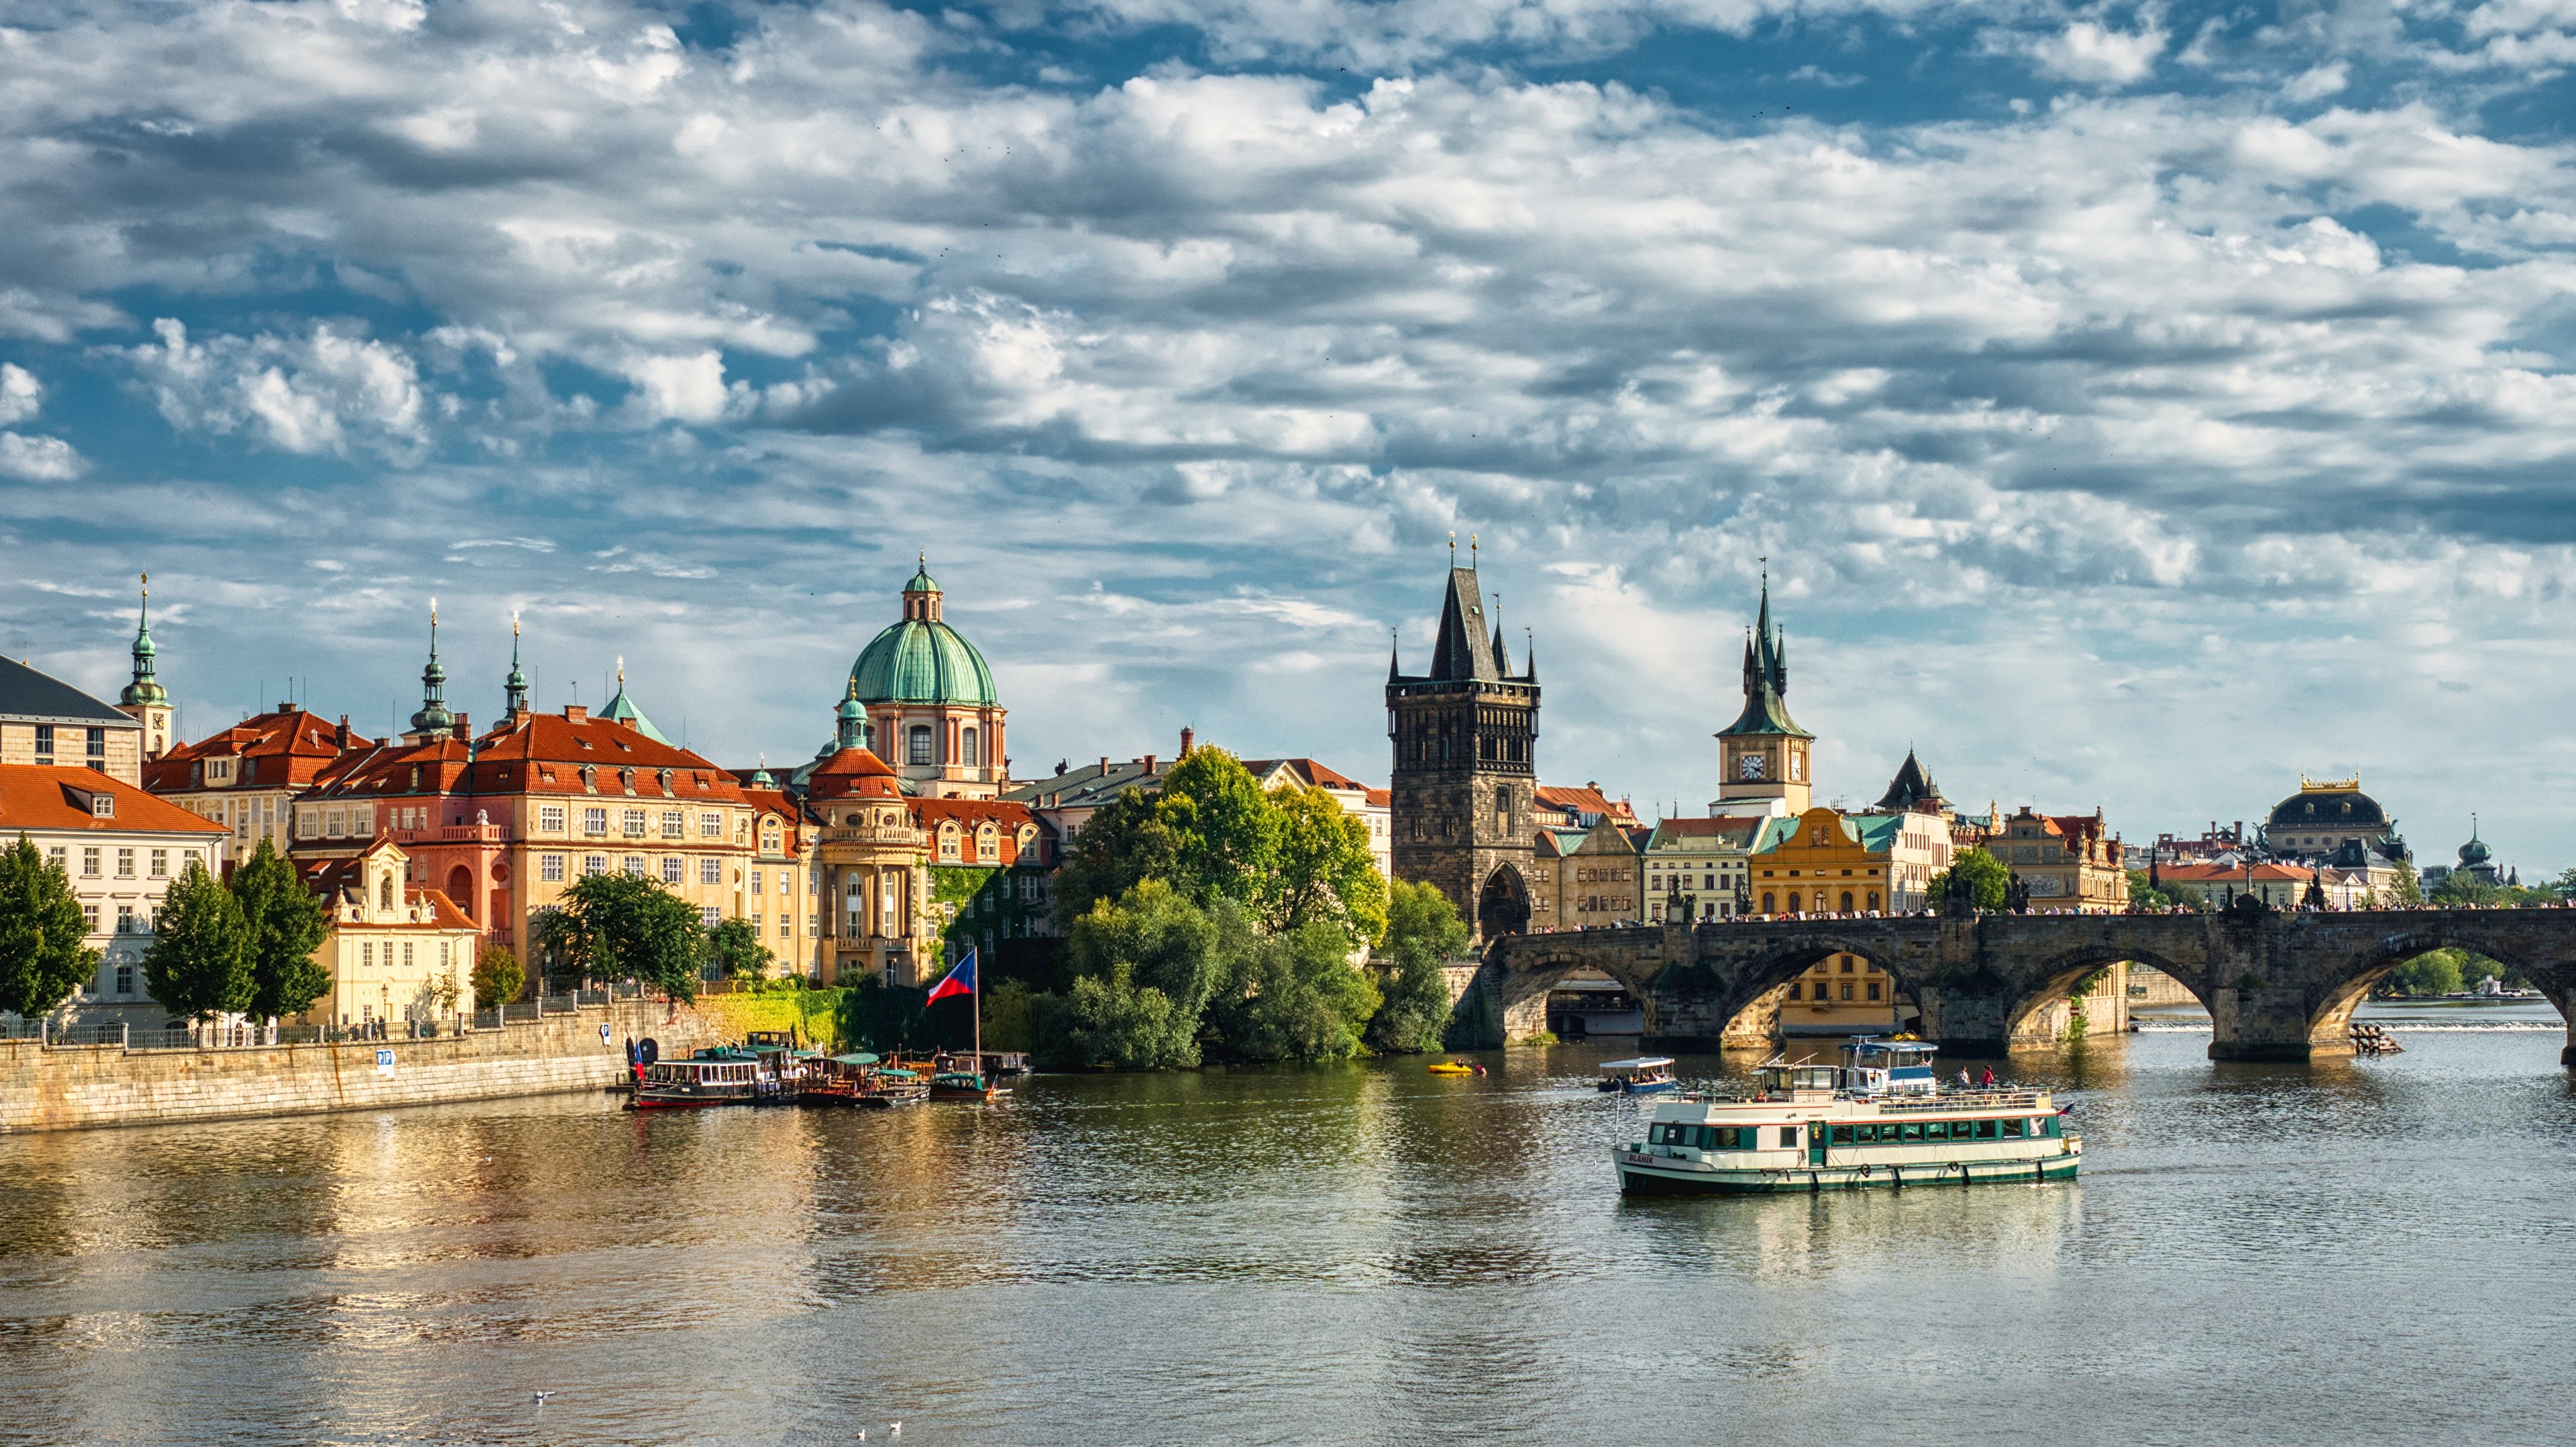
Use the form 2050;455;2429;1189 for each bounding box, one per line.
5;1028;2576;1446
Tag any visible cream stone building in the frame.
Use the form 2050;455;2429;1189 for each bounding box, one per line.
1642;816;1764;922
0;657;146;786
149;706;373;869
299;839;480;1032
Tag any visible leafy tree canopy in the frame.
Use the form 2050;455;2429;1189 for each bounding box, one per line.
545;872;706;1002
232;837;330;1021
0;834;98;1020
472;944;525;1010
1363;879;1468;1055
1931;847;2010;915
1210;922;1383;1064
143;859;253;1023
1265;783;1387;945
706;916;775;983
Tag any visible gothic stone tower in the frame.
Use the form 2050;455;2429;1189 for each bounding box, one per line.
1713;570;1813;816
1387;554;1540;943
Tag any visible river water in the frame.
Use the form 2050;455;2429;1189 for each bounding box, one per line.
5;1005;2573;1447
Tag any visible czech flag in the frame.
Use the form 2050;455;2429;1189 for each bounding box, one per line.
926;948;977;1004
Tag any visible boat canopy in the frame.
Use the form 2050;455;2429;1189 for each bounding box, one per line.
828;1052;881;1065
1600;1057;1676;1071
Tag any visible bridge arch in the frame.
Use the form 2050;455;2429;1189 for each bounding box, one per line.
2306;928;2565;1053
1478;865;1532;941
1998;946;2198;1049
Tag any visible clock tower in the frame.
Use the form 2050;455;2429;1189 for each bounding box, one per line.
1713;569;1812;816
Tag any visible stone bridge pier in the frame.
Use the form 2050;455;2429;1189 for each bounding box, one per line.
1474;908;2576;1065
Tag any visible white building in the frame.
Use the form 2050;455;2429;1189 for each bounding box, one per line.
0;763;227;1020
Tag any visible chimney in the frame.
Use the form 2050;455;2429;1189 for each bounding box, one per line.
333;715;350;749
451;712;470;742
566;704;590;722
1179;727;1194;757
1143;755;1157;774
1099;755;1110;774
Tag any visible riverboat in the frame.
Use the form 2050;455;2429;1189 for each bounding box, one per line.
1612;1038;2079;1194
1598;1057;1677;1094
800;1052;929;1108
928;1070;1000;1101
628;1057;766;1110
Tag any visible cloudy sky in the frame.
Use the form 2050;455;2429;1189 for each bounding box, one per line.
3;0;2573;869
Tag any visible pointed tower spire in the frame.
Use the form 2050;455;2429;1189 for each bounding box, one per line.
504;610;529;716
1491;594;1511;676
409;599;453;737
1388;628;1403;682
1523;627;1536;684
836;676;866;750
121;572;168;709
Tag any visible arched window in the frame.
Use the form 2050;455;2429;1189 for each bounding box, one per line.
1867;892;1881;912
908;726;934;766
1841;891;1855;913
1788;892;1803;914
961;728;978;766
1762;892;1776;913
1495;787;1511;834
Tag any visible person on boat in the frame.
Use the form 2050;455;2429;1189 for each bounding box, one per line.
1956;1068;1972;1088
1978;1066;1996;1089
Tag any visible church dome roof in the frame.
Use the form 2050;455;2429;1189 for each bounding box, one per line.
850;619;997;707
2265;782;2386;832
2459;832;2493;867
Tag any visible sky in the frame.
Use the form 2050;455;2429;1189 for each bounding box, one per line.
2;0;2573;873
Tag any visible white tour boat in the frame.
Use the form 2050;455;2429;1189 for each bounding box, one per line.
1612;1038;2080;1195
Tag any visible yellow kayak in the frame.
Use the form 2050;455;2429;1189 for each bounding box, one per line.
1427;1061;1476;1075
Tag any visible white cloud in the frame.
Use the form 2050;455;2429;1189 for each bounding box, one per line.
123;319;429;458
0;365;40;426
0;432;83;480
2027;19;2168;85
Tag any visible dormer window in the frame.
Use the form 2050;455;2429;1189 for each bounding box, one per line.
581;765;597;792
90;793;115;818
619;767;636;794
658;768;674;794
539;766;556;783
576;738;592;750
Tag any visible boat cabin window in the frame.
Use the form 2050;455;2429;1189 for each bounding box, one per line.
1975;1120;1998;1140
1776;1126;1797;1148
1830;1125;1855;1144
1650;1123;1754;1150
2038;1116;2059;1138
2002;1118;2026;1138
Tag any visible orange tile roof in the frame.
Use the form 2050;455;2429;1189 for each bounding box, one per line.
302;709;749;807
146;707;372;792
0;765;227;836
1244;758;1378;794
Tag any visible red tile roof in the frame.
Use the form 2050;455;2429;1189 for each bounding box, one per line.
298;853;478;930
1244;758;1377;794
146;706;372;792
301;708;749;808
0;765;226;836
806;747;901;800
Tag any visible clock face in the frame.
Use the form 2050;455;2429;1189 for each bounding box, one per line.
1789;752;1803;780
1739;753;1766;780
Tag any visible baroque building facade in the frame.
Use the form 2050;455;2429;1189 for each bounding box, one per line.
1387;550;1540;942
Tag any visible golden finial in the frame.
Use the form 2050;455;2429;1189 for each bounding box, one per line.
1448;530;1456;561
616;655;626;687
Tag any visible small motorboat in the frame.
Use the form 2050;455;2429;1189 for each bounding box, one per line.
928;1070;1001;1101
1427;1060;1477;1076
1598;1057;1678;1094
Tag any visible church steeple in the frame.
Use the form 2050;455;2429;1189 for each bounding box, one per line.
503;611;530;716
836;677;867;751
409;600;453;738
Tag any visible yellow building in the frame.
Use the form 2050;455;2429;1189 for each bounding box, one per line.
1749;806;1903;916
804;729;939;985
1777;951;1904;1036
1992;806;2129;912
298;839;480;1032
1529;821;1648;928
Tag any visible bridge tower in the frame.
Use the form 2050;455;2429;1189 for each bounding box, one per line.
1387;542;1540;943
1713;566;1813;816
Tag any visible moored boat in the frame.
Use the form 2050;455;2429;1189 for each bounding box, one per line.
1598;1056;1677;1093
928;1069;1000;1101
800;1051;929;1108
1613;1038;2080;1194
627;1057;764;1110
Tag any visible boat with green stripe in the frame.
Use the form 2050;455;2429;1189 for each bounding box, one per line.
1613;1038;2080;1195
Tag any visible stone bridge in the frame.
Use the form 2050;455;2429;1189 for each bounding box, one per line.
1470;908;2576;1063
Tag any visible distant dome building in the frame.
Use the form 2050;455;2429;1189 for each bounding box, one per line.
2263;775;2412;901
2455;819;2498;886
837;560;1007;800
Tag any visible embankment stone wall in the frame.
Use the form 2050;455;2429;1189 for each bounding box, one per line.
0;1000;727;1134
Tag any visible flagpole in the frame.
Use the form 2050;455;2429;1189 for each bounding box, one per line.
971;949;982;1079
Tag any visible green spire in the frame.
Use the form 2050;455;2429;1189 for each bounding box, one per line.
836;677;866;750
602;657;672;745
409;600;453;735
120;572;168;708
504;610;529;714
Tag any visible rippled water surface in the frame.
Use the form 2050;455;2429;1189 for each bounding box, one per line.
5;1008;2574;1446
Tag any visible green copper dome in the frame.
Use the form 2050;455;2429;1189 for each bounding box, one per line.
850;619;996;706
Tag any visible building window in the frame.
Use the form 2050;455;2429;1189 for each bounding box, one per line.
539;804;566;833
87;727;105;763
325;810;346;839
701;857;722;885
115;963;133;996
661;810;684;839
362;941;375;968
34;724;53;763
661;856;684;884
692;811;717;839
761;823;782;854
1762;892;1776;913
908;725;934;765
700;906;722;928
144;849;168;879
584;855;607;876
1785;982;1801;1001
750;869;763;895
584;808;608;836
751;912;763;934
81;902;99;932
82;847;101;877
622;808;647;839
1841;982;1855;1002
808;912;819;936
115;849;136;879
402;942;414;968
1868;982;1882;1002
780;917;792;939
541;854;565;882
623;855;647;877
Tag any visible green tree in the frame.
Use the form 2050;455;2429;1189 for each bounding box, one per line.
1365;879;1470;1054
1038;963;1199;1070
2125;869;2173;912
472;944;525;1010
1930;847;2010;914
705;916;774;983
837;975;933;1053
229;837;330;1022
1067;881;1228;1020
1264;783;1389;945
0;834;98;1020
2387;859;2424;906
1051;749;1279;926
142;859;254;1024
548;873;706;1002
2381;949;2465;996
1210;922;1383;1063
